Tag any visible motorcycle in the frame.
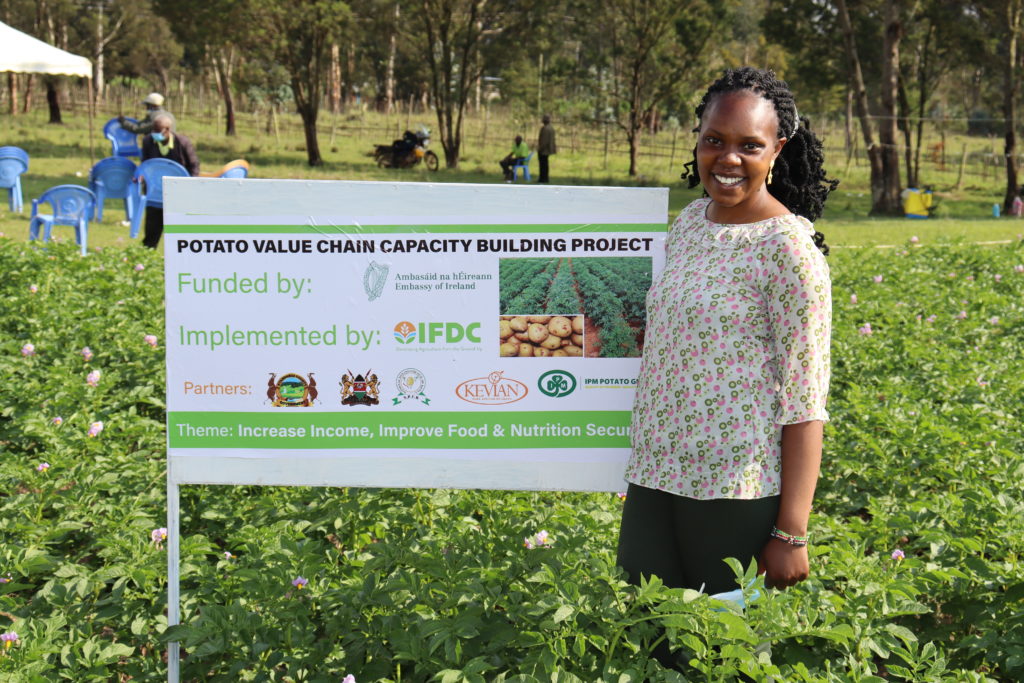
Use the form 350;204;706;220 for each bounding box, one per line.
373;126;439;171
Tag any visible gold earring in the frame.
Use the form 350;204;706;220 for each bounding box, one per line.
767;160;775;185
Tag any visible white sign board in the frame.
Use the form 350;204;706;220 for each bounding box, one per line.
164;179;667;492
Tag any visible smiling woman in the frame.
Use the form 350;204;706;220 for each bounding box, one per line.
618;66;839;670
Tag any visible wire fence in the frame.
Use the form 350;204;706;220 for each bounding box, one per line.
3;79;1021;186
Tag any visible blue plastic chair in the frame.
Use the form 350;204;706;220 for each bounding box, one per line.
103;117;141;159
88;157;136;222
512;152;533;182
28;185;97;256
128;158;190;239
0;146;29;212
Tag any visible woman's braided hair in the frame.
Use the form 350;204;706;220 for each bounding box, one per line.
680;67;838;254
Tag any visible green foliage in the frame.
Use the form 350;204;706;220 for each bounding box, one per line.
1;235;1024;680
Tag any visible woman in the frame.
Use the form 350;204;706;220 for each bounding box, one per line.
618;68;838;610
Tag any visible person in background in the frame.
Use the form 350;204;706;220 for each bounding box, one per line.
901;185;933;218
139;114;199;249
536;114;557;183
499;135;529;182
1010;185;1023;217
118;92;175;135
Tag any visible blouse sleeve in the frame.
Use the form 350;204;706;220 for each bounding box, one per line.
760;227;832;424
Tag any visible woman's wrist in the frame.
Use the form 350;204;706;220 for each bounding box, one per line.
770;526;809;547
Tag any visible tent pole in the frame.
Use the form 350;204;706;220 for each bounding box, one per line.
87;77;95;166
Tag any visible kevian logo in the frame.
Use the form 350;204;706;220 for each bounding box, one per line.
538;370;577;398
394;321;417;344
395;321;481;344
455;371;527;405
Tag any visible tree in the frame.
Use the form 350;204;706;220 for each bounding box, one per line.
598;0;724;176
155;0;247;136
247;0;351;166
835;0;904;215
407;0;533;168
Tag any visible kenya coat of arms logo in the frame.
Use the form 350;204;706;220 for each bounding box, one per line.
267;372;317;407
341;370;381;406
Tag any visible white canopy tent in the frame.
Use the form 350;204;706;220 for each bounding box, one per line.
0;20;96;160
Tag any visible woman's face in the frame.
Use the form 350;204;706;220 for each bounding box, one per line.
696;90;784;222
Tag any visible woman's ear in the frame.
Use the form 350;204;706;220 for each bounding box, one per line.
773;137;787;159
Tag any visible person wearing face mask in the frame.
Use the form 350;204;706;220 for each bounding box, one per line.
118;92;175;135
139;114;199;248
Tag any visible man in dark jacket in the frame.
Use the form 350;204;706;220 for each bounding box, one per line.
139;114;199;248
536;114;557;183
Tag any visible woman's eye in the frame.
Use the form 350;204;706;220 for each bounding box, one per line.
743;143;763;151
703;136;720;145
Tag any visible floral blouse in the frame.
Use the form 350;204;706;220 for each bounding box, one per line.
626;198;831;500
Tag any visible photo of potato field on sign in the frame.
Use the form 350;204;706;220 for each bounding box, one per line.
498;257;652;358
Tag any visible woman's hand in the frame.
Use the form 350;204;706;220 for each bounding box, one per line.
758;538;809;589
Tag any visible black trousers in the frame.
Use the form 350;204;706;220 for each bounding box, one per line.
143;206;163;249
617;483;779;670
616;483;778;594
538;154;550;183
499;155;525;180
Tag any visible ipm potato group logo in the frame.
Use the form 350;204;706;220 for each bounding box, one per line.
538;370;577;398
394;320;481;345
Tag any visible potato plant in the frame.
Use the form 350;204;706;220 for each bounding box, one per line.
1;237;1023;681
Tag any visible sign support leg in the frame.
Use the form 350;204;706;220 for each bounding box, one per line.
167;478;180;683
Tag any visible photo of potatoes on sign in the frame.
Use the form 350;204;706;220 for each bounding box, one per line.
499;315;584;358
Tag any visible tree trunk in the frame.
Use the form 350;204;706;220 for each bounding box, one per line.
8;73;16;116
1003;0;1021;212
836;0;886;212
913;23;934;188
627;129;639;176
877;0;903;215
95;2;105;101
213;50;236;136
46;77;62;123
296;99;322;166
897;76;914;187
330;44;341;113
22;74;33;113
384;3;399;113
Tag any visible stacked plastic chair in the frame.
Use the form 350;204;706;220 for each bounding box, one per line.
103;117;141;159
128;158;190;239
28;185;97;256
0;146;29;212
88;157;137;223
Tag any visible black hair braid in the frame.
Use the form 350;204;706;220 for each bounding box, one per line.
679;67;838;255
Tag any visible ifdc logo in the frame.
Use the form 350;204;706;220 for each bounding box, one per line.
538;370;577;398
394;321;416;344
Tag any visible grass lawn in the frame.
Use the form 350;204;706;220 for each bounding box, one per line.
3;107;1024;248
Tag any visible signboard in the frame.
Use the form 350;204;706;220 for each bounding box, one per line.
164;179;667;492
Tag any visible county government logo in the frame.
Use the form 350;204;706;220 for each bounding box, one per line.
340;369;381;406
538;370;577;398
393;368;430;405
394;321;416;344
267;372;318;407
455;371;527;405
363;261;389;302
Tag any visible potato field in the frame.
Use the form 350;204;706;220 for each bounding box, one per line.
498;257;652;358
